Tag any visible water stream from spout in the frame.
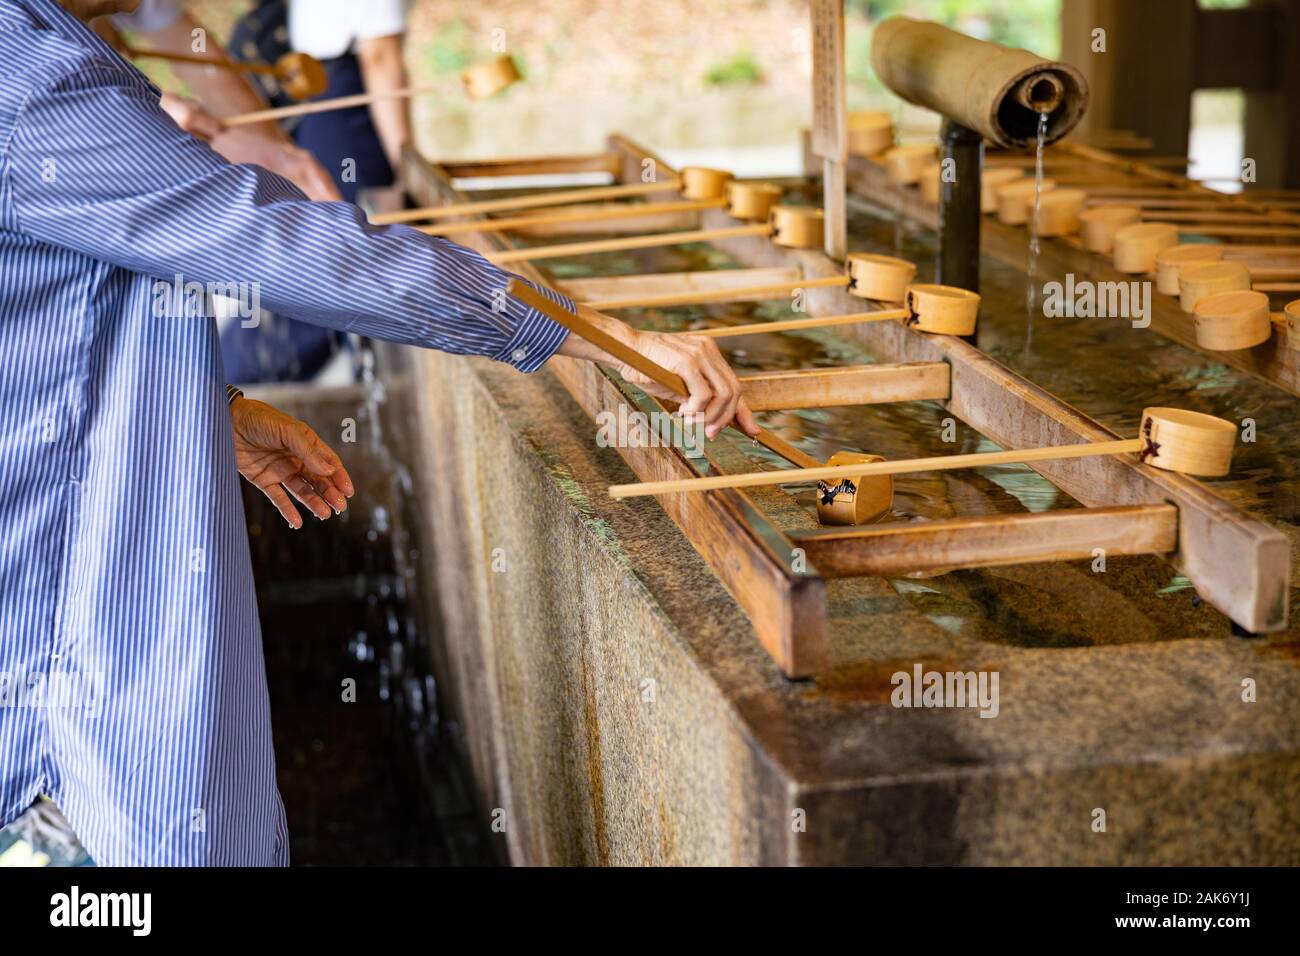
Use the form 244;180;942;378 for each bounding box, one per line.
1024;110;1050;353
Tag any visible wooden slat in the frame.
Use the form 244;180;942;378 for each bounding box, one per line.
790;504;1179;578
560;267;800;303
441;152;621;179
588;274;849;311
503;202;702;237
738;362;950;411
401;144;828;677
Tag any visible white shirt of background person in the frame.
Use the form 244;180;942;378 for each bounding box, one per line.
288;0;408;59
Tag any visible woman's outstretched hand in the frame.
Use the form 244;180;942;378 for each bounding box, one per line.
230;396;355;529
556;304;759;440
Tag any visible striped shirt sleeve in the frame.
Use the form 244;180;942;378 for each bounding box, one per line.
4;62;572;373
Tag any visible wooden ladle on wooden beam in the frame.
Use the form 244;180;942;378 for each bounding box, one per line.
374;167;773;228
506;279;893;525
487;203;829;265
587;253;917;310
608;408;1238;521
415;179;783;237
579;256;977;338
586;254;980;337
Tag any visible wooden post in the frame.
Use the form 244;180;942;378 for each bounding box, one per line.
810;0;848;261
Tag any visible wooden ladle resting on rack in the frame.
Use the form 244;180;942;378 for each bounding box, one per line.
373;165;769;228
506;279;892;525
486;204;830;265
584;253;983;337
413;177;784;237
607;408;1238;522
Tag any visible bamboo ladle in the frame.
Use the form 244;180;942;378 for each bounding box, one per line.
416;180;783;237
486;203;829;265
371;166;757;228
607;408;1237;514
585;255;979;336
127;47;327;101
224;54;521;127
505;279;893;525
587;253;917;311
676;310;908;339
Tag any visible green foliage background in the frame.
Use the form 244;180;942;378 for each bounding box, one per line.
847;0;1061;95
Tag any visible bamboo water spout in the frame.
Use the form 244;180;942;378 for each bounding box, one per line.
870;16;1089;295
870;17;1089;149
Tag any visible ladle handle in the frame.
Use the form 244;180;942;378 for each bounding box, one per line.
225;84;440;127
608;438;1147;499
508;279;685;393
506;279;822;470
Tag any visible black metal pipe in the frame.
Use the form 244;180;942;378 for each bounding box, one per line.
938;119;983;297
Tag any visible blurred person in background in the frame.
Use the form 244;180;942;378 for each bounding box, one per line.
97;0;340;200
103;0;413;382
231;0;411;204
218;0;413;383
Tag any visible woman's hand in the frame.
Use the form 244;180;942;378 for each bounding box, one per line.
230;396;355;529
557;305;759;439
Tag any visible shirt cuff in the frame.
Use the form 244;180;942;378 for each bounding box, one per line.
491;278;574;373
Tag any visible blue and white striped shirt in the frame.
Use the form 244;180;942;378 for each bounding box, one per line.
0;0;572;865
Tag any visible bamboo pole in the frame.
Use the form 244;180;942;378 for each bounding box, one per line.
128;46;278;75
609;440;1145;499
372;180;682;226
678;310;910;338
608;404;1236;498
1089;197;1300;210
126;47;327;102
486;223;771;264
416;198;722;236
1221;245;1300;256
1150;223;1300;238
226;54;520;125
589;275;849;310
225;83;438;126
1144;211;1300;224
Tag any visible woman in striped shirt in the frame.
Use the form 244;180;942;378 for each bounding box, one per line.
0;0;757;865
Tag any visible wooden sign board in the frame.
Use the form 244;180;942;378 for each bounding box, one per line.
810;0;848;260
810;0;847;163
